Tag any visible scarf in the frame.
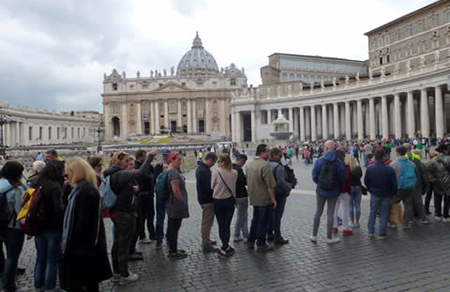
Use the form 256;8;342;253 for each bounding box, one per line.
61;181;84;255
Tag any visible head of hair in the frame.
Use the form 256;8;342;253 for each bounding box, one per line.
168;152;180;164
88;157;102;169
218;154;232;171
256;144;268;155
374;149;385;161
0;161;24;187
336;149;346;161
429;150;438;158
344;155;358;172
324;140;336;152
236;154;247;162
269;147;282;158
65;157;97;187
396;146;407;156
135;149;146;160
110;152;129;167
32;161;46;173
45;149;58;157
404;143;412;151
412;149;422;158
37;160;64;187
203;152;218;162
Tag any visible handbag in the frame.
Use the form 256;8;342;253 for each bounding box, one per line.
217;171;234;197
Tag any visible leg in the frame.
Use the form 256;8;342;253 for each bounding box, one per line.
168;218;182;253
340;193;351;230
137;196;147;240
201;203;215;248
111;221;119;275
412;189;427;220
266;205;274;237
333;195;341;228
234;198;244;238
402;190;414;226
379;198;391;236
155;196;166;244
2;229;25;291
424;183;433;214
349;190;355;223
222;198;235;250
354;188;362;223
129;204;143;254
256;206;270;247
248;206;259;244
312;195;326;237
147;196;156;239
241;198;249;238
326;197;339;239
367;195;380;235
273;195;287;239
434;191;443;217
444;194;450;218
34;234;47;290
44;232;62;291
113;214;136;277
214;200;226;250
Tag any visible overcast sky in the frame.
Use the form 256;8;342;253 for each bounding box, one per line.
0;0;434;113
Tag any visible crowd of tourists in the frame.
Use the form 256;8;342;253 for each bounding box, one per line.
0;135;448;291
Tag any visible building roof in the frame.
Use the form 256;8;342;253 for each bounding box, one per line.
268;53;366;64
176;32;219;75
364;0;443;35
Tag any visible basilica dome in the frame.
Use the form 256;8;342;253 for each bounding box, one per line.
177;32;219;75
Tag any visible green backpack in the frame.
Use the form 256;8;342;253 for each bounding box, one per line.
155;170;171;202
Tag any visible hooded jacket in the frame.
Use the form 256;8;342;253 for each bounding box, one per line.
427;153;450;193
103;154;154;215
311;151;346;197
0;178;26;229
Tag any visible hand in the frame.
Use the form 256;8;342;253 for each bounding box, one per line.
148;149;158;156
272;199;277;209
132;185;140;193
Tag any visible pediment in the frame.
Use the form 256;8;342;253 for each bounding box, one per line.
152;82;188;92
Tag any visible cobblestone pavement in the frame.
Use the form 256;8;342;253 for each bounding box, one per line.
14;158;450;291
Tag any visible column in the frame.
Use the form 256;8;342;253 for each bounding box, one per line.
381;96;389;139
251;110;256;141
288;108;294;133
155;101;160;134
192;100;197;133
267;110;272;124
322;104;328;139
345;101;351;140
299;107;305;141
419;89;429;138
333;103;339;139
394;93;401;139
205;100;211;133
407;91;415;138
352;103;357;138
369;98;376;140
305;108;311;138
136;102;142;135
317;107;322;137
187;99;192;133
436;86;444;138
357;100;363;140
231;110;236;142
177;100;182;131
293;109;299;138
340;104;346;136
310;106;317;141
164;100;169;130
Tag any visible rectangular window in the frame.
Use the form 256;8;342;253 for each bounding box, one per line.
39;127;42;140
384;35;390;45
57;127;60;139
386;55;390;63
112;83;118;90
379;57;383;65
393;32;399;41
431;16;438;27
78;128;80;138
230;78;236;86
405;25;412;37
418;22;424;32
29;127;32;141
378;38;383;47
48;127;52;140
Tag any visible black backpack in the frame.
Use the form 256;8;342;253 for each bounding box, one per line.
318;159;338;191
0;186;15;230
284;165;297;189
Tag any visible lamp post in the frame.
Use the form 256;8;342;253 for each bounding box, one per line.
0;107;11;157
96;122;104;153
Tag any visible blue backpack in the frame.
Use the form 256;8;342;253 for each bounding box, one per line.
398;159;417;190
99;176;118;210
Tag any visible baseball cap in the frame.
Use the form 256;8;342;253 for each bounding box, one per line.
161;149;171;155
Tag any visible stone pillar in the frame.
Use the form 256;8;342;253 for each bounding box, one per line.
187;99;192;133
394;93;401;138
407;91;415;138
352;103;357;138
311;106;317;141
333;103;339;139
345;101;351;140
299;107;305;141
192;100;197;133
205;100;211;133
322;104;328;139
231;110;236;142
136;102;142;135
420;89;430;138
122;104;128;138
369;98;376;140
381;96;389;139
288;108;294;133
305;107;311;138
251;109;256;142
164;100;169;131
436;86;444;138
177;100;182;131
293;109;299;138
317;107;322;137
155;101;160;134
357;100;363;140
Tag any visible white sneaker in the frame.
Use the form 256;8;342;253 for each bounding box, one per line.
325;237;340;244
442;218;450;223
243;237;248;243
435;216;442;222
139;238;152;244
309;235;317;242
119;272;139;285
233;236;243;242
420;219;429;224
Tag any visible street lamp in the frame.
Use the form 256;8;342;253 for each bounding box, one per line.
96;122;105;153
0;107;11;157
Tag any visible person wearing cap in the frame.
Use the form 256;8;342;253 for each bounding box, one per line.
154;149;171;249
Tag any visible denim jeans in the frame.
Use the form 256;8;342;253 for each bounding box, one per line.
155;195;166;244
350;186;362;222
425;183;433;213
368;196;391;236
0;228;24;292
267;195;287;238
313;195;338;239
234;197;249;238
214;197;235;250
249;205;271;247
34;231;62;291
434;190;449;218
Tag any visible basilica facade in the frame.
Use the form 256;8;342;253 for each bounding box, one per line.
102;33;247;140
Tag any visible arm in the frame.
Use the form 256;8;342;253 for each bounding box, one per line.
171;179;184;203
268;188;277;209
311;159;321;183
262;164;277;208
116;152;156;186
364;169;370;192
210;171;218;191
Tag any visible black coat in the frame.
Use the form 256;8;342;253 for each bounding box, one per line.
59;180;112;289
40;181;64;233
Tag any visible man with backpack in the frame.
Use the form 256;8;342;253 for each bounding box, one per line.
310;140;346;244
195;152;218;253
267;147;292;244
389;146;418;229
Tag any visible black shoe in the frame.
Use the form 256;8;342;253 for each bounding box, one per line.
210;240;217;245
267;234;275;241
247;241;255;249
16;267;25;276
256;244;274;253
128;253;144;261
274;237;289;245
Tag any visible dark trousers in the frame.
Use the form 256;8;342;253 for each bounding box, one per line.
129;205;142;254
112;213;136;277
435;191;450;218
214;197;235;250
155;195;167;244
139;195;155;240
249;205;271;247
267;195;287;238
67;284;99;292
167;218;182;253
425;183;433;213
0;228;24;292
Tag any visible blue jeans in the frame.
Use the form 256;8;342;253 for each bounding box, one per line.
34;231;62;291
214;197;235;250
249;205;271;247
0;228;24;292
267;196;287;238
234;197;249;238
363;155;369;167
349;186;362;222
155;195;166;244
367;196;391;236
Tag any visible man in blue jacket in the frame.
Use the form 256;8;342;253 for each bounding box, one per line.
365;149;397;239
310;140;346;244
195;152;218;252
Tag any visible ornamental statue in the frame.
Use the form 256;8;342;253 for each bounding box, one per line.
136;71;140;78
150;70;154;77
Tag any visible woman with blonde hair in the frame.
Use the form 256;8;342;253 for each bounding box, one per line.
345;155;363;228
211;153;238;258
60;157;112;292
